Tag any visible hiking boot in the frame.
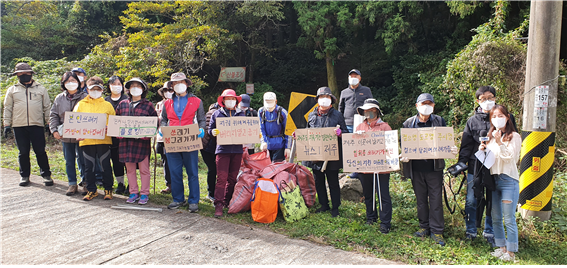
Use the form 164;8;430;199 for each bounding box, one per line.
214;205;223;218
103;190;113;200
138;195;149;205
380;225;390;234
465;233;476;240
43;176;54;186
189;203;199;213
83;191;99;201
126;194;139;204
167;200;187;209
331;208;339;218
315;206;330;213
430;233;446;246
81;184;88;196
414;228;430;237
19;177;30;186
115;183;126;194
485;235;496;247
160;184;171;194
66;185;78;196
365;220;375;225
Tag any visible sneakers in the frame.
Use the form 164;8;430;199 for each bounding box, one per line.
430;233;446;246
206;194;215;202
465;233;476;240
315;206;330;213
81;184;88;196
19;177;30;186
499;252;515;262
115;183;126;194
491;248;506;258
138;195;149;205
485;235;496;247
43;176;53;186
66;185;78;196
380;225;390;234
414;228;430;237
214;205;223;218
331;208;339;218
189;203;199;212
347;172;359;179
104;190;113;200
167;200;187;209
126;194;140;204
160;184;171;194
83;191;99;201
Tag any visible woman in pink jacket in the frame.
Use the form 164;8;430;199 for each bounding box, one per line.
354;99;392;234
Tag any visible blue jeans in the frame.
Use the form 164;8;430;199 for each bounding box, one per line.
166;150;200;204
491;174;519;252
465;173;494;236
62;142;85;185
346;125;354;133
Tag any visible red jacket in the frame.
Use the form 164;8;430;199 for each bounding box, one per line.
355;119;392;174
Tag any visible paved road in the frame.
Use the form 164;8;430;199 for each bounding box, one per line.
1;168;400;265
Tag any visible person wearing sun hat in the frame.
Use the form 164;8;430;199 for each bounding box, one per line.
160;72;206;211
208;89;246;218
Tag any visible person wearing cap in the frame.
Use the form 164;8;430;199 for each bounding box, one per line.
201;102;221;202
73;76;116;201
299;87;349;218
155;82;174;194
354;99;393;234
160;72;206;211
239;94;258;155
401;93;456;246
3;62;53;187
49;71;88;195
71;67;88;92
115;78;158;205
105;75;129;195
209;89;246;217
258;92;290;162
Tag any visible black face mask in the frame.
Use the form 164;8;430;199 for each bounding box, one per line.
18;74;32;84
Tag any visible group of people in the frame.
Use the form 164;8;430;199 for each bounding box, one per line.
3;64;521;261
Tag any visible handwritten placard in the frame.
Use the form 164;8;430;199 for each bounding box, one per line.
216;117;261;145
401;127;455;159
107;115;158;138
342;130;400;172
162;125;203;153
295;127;339;161
62;112;107;139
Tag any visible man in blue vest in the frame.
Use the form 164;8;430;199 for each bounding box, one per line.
258;92;290;162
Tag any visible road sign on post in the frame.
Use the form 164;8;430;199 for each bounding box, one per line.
218;67;246;82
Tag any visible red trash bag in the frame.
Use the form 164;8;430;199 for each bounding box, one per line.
228;169;259;214
272;171;297;191
289;164;316;208
242;150;272;171
250;178;283;223
259;162;295;179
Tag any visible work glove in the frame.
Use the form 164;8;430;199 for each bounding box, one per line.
260;142;268;152
198;128;205;138
355;130;365;135
450;146;458;155
212;129;220;137
400;156;410;163
284;148;291;159
335;128;342;136
3;126;12;139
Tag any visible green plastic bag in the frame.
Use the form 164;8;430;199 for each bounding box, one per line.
279;180;308;222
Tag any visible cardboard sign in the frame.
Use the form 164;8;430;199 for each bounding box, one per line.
342;130;400;172
401;127;455;159
62;112;107;139
107;115;158;138
216;117;261;145
294;127;339;161
162;125;203;153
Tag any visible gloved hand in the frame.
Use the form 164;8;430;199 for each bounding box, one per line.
355;130;365;135
400;156;410;163
450;146;458;155
3;126;12;139
212;129;220;137
292;131;296;139
198;128;205;138
284;148;291;159
260;142;268;152
335;128;342;136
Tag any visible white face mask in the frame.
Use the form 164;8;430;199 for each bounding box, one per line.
65;82;78;91
348;77;360;86
110;85;122;94
491;117;507;129
130;87;143;97
479;100;495;111
417;104;434;116
78;76;85;82
174;83;187;94
164;92;173;99
89;90;102;99
318;98;332;108
264;100;276;110
224;100;236;109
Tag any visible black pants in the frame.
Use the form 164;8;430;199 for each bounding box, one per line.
13;126;51;178
313;169;341;210
82;144;113;192
200;149;217;197
411;170;444;234
156;142;170;185
360;173;392;228
269;148;285;163
110;138;125;178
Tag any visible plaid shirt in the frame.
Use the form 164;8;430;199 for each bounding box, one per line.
115;98;158;163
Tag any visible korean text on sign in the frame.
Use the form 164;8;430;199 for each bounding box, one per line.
106;115;158;138
342;130;400;172
162;125;203;153
62;112;107;140
216;117;261;145
401;127;455;159
294;127;339;161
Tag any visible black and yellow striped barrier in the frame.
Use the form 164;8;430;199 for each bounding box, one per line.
519;131;555;212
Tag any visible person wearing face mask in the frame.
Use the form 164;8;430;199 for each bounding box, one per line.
258;92;290;162
201;102;221;202
104;75;129;195
160;73;206;211
49;71;88;195
115;78;158;205
71;67;88;93
401;93;455;247
209;89;246;217
239;94;258;156
73;77;117;201
478;105;521;262
155;82;174;194
3;62;53;187
353;99;393;233
297;87;349;218
457;86;518;245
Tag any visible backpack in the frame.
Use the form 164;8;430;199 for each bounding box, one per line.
250;178;283;223
259;106;285;138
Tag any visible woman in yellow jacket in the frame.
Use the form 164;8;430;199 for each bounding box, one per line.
73;76;116;201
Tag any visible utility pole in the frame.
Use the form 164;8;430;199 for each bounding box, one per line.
519;1;563;221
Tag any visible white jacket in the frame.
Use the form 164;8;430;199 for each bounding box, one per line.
486;131;522;181
3;81;51;127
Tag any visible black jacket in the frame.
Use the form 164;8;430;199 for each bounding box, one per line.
339;85;373;125
302;107;349;171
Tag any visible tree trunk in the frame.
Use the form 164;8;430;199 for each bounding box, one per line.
326;51;339;100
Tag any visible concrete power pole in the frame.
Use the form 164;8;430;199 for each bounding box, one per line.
519;1;563;221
